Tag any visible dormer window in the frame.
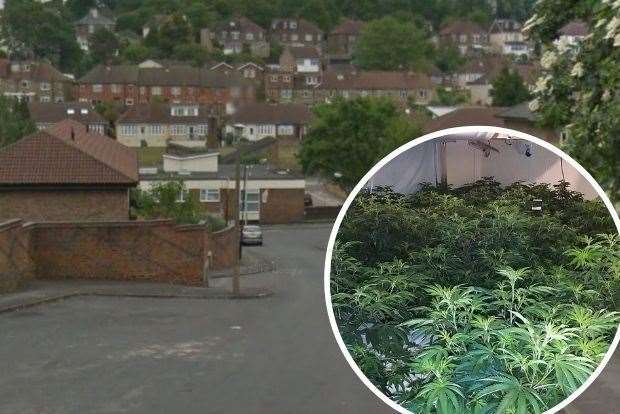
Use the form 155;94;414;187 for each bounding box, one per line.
290;20;297;29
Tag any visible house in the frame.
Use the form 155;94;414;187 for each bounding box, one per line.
488;19;528;56
264;69;295;103
496;102;559;142
279;46;322;73
116;103;217;147
76;64;255;113
28;102;108;134
237;62;264;81
423;106;507;133
227;103;312;141
270;18;324;51
0;119;138;222
557;20;588;46
439;20;489;56
465;63;540;105
213;16;269;58
327;19;365;62
0;59;73;103
139;145;306;224
314;70;435;106
74;7;116;51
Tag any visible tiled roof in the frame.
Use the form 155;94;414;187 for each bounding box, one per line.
78;64;249;87
318;70;434;90
0;119;138;186
287;46;320;59
0;60;71;83
75;10;115;26
28;102;107;125
231;103;312;124
496;102;536;122
489;19;522;33
424;107;506;133
271;18;323;34
117;103;216;124
559;20;588;36
217;16;264;34
440;20;486;36
331;19;365;35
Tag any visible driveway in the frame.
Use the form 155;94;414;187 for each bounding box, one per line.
0;223;616;413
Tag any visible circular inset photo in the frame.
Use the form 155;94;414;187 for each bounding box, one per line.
325;127;620;414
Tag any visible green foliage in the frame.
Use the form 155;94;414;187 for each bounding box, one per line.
353;16;431;71
332;181;619;413
298;97;421;190
0;97;36;149
131;180;225;230
431;87;470;106
432;43;465;73
526;0;620;202
89;28;120;64
490;66;531;107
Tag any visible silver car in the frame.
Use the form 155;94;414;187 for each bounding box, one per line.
241;225;263;245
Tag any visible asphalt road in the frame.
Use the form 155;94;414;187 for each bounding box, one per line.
0;223;617;414
0;224;391;414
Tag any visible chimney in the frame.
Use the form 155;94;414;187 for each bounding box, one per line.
70;128;75;141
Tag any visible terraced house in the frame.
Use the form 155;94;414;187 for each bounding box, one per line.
327;19;365;62
0;59;73;103
76;64;255;113
116;102;217;147
28;102;108;134
212;16;269;58
270;18;324;51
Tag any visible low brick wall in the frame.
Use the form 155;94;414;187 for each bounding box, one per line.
305;206;343;220
0;220;34;293
0;219;238;288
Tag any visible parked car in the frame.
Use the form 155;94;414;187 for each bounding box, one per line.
304;193;313;206
241;225;263;245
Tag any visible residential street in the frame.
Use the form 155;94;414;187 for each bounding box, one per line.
0;223;617;414
0;224;390;414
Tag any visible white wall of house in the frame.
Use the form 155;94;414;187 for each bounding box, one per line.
117;122;208;147
466;83;492;105
163;153;219;173
296;58;320;73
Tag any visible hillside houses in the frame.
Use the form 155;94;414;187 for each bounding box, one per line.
74;7;116;51
488;19;530;57
28;102;108;134
0;59;73;103
227;103;312;141
270;18;324;51
438;21;489;56
76;64;255;112
327;19;365;62
212;16;269;58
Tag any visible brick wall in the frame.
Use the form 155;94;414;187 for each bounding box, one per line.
0;220;34;293
0;189;130;222
261;188;305;224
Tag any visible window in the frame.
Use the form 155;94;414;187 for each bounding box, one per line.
280;89;292;99
306;76;318;85
151;86;162;95
305;34;313;42
231;31;240;40
200;189;220;202
151;124;164;135
246;33;254;41
176;189;187;203
40;82;50;91
171;87;181;96
283;75;292;82
196;124;208;135
302;90;311;98
39;96;51;103
121;125;137;136
290;21;297;29
171;125;187;136
459;34;467;43
473;34;480;43
277;125;294;135
92;84;102;93
21;80;31;89
270;74;278;82
240;189;260;213
244;69;256;78
400;90;408;99
111;84;121;93
140;86;146;95
418;89;428;99
125;98;134;106
258;124;274;135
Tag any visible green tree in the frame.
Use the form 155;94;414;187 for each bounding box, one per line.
525;0;620;202
433;43;465;73
490;66;531;107
172;43;209;66
144;13;193;56
89;27;120;64
121;43;152;63
0;97;36;148
353;16;431;71
299;97;421;190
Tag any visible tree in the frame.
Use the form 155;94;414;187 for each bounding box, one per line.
525;0;620;202
353;16;431;71
490;66;531;106
144;13;193;56
89;27;120;64
0;97;36;148
299;97;422;190
433;43;465;73
431;87;470;106
121;43;152;63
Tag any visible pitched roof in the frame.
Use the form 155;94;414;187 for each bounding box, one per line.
217;16;264;34
78;64;250;87
439;20;486;36
331;19;365;35
0;61;71;83
117;103;216;124
559;20;588;37
75;8;115;26
231;103;312;124
489;19;522;33
271;18;323;35
287;46;320;59
28;102;107;125
496;102;536;122
318;70;434;90
423;107;506;133
0;119;138;186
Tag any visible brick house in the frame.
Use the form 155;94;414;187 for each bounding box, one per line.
139;145;305;224
465;63;540;105
327;19;365;62
76;64;255;113
0;59;73;103
270;18;324;51
213;16;269;58
314;70;436;105
557;20;588;45
74;7;116;51
279;46;322;74
28;102;108;135
0;119;138;222
439;20;489;56
226;103;312;141
116;102;218;147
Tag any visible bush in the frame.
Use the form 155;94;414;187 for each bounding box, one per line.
332;179;619;413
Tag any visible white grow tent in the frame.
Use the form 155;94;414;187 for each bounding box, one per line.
366;132;598;199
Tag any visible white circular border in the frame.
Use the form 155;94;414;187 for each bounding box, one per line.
323;126;620;414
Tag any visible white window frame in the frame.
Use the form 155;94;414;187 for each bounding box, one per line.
200;189;220;202
151;86;162;95
40;82;51;91
92;84;103;93
240;189;260;213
